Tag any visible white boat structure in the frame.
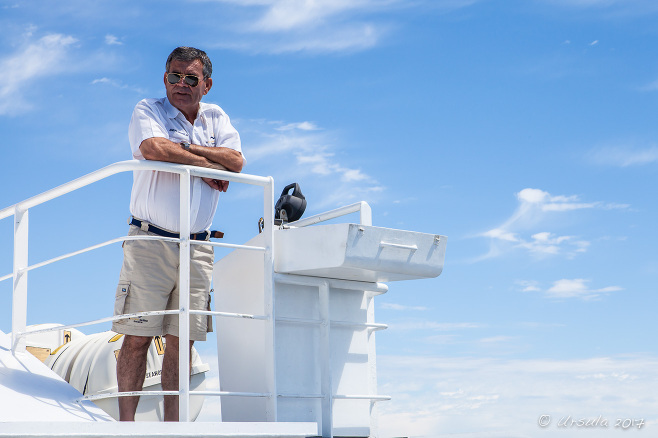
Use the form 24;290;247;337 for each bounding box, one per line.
0;161;447;438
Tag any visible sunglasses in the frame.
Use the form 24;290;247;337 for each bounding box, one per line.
166;72;201;87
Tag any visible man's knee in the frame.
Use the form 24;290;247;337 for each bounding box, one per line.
120;334;152;356
163;334;194;354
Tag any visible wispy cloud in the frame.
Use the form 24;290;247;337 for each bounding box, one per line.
276;121;320;131
206;0;477;54
380;302;429;311
547;278;622;299
0;33;78;115
244;0;394;32
587;145;658;166
518;278;623;300
392;321;482;331
91;77;147;94
378;354;658;437
231;118;383;209
104;34;122;45
476;188;628;261
537;0;658;14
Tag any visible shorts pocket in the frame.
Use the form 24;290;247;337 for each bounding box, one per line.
114;281;131;318
206;292;213;333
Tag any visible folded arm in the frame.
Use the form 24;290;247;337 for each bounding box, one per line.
139;137;243;191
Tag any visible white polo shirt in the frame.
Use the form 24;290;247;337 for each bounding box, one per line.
128;97;244;233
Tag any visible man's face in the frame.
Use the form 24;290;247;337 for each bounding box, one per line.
164;58;212;120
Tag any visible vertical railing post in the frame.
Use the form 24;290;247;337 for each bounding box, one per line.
366;292;379;438
359;201;372;226
12;207;28;354
178;169;191;422
319;281;333;437
262;176;277;421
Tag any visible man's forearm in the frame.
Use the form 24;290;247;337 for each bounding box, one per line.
188;144;243;172
139;137;232;172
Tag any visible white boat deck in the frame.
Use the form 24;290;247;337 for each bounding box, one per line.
0;329;318;437
0;329;113;423
0;422;318;438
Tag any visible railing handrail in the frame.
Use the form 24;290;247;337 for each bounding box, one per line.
286;201;372;228
0;160;271;221
0;234;268;284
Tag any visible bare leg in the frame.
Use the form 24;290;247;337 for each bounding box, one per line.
162;334;194;422
117;335;152;421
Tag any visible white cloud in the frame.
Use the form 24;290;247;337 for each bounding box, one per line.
516;279;541;292
380;302;429;311
208;0;478;54
276;121;320;131
377;354;658;437
587;145;658;166
0;33;78;114
104;34;122;45
217;0;401;32
538;0;658;12
392;321;482;331
479;335;516;344
91;77;147;94
517;278;623;300
205;0;396;53
516;187;549;204
546;278;622;299
519;232;590;256
246;0;384;32
482;228;518;242
217;21;386;54
230;118;383;209
476;188;627;261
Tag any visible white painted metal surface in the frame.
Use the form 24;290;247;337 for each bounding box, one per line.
179;167;192;422
12;208;28;354
0;422;318;438
0;329;113;423
275;223;447;282
287;201;372;228
214;222;446;437
0;159;447;438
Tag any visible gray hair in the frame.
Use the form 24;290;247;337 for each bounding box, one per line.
166;47;212;79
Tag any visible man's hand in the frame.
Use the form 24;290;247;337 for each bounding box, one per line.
203;162;229;191
203;177;229;192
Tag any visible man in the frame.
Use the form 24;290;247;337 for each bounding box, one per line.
112;46;244;422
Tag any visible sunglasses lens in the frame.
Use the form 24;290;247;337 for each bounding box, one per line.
184;76;199;87
167;73;182;85
167;73;199;87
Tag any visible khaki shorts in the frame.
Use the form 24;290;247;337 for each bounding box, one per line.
112;224;214;341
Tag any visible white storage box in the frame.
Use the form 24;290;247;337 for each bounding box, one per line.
274;223;447;282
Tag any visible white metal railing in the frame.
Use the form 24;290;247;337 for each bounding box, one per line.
1;161;389;435
0;159;275;423
285;201;372;228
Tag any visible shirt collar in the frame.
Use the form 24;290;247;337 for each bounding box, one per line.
164;97;207;125
163;97;181;119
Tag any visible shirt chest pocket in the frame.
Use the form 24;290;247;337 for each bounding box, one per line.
167;129;189;143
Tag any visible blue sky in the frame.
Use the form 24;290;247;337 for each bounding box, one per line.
1;0;658;436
